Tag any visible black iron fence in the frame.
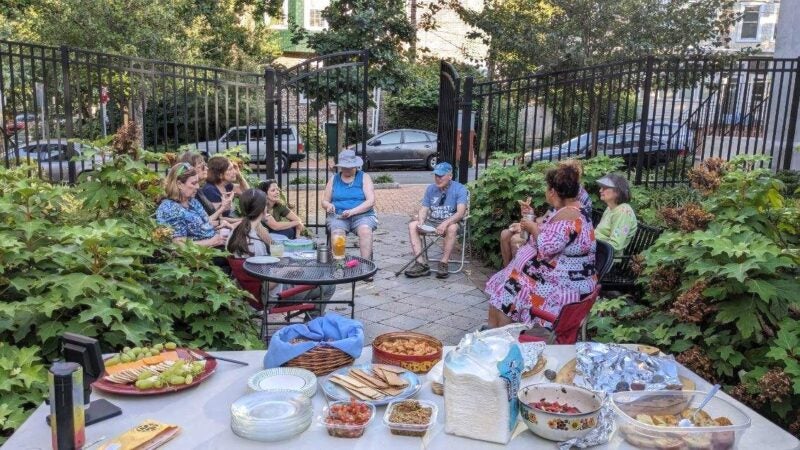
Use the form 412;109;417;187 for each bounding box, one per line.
441;56;800;186
0;40;369;228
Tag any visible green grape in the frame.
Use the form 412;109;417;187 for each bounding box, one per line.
154;379;164;389
105;356;120;367
120;354;132;363
132;347;142;354
185;375;193;385
122;346;132;353
135;379;155;390
153;343;164;352
137;370;154;381
165;342;177;350
169;375;186;385
190;364;203;376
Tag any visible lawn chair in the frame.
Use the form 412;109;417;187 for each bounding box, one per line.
518;285;602;345
600;222;663;292
227;257;316;341
394;213;470;276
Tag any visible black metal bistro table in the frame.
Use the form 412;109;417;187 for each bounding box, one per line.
243;255;377;326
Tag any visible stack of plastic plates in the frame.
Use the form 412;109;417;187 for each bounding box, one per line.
230;391;312;442
247;367;318;399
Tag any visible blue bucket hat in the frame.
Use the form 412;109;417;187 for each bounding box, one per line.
433;162;453;176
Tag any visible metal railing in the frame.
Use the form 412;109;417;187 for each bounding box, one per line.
0;40;370;228
442;56;800;186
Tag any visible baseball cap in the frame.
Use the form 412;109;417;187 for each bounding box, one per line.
596;176;616;188
433;162;453;176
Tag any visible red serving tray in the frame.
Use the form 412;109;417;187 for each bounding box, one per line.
92;348;217;396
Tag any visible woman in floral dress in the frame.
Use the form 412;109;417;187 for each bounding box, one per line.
486;164;597;328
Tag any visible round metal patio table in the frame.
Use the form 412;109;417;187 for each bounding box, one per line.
243;254;377;321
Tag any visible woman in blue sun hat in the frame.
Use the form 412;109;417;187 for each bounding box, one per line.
321;149;377;260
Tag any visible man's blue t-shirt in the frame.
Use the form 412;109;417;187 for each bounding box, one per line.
421;181;469;224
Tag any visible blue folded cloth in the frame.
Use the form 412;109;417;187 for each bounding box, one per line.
264;314;364;368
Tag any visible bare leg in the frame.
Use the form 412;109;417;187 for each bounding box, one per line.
440;223;459;263
407;220;426;264
500;228;513;266
509;234;526;261
356;225;373;260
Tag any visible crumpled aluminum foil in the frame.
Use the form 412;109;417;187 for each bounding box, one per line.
558;343;680;450
518;341;546;372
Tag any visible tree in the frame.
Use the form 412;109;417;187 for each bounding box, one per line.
428;0;738;76
7;0;281;70
288;0;416;151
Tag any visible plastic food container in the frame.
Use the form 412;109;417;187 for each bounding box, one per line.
372;332;443;374
285;238;314;252
320;401;375;438
611;390;752;450
383;400;437;437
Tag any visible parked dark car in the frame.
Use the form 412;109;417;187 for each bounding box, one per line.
348;129;437;170
615;120;693;151
524;132;684;167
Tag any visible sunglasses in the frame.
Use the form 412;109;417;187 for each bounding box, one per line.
174;162;192;177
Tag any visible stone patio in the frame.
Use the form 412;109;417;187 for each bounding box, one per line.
313;212;495;346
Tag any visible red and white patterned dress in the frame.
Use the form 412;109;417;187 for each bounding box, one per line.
486;206;597;327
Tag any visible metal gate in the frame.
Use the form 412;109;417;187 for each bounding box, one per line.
436;61;461;180
265;51;369;230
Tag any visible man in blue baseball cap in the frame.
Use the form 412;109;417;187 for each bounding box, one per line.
404;161;469;279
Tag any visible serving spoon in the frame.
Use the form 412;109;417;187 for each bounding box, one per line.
678;384;721;427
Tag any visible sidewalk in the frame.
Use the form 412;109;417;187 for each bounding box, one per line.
310;212;494;346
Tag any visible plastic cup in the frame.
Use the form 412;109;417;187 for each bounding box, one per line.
270;242;284;257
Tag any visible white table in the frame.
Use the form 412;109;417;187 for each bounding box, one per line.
4;346;799;450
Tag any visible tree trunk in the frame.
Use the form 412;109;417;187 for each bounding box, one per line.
409;0;418;59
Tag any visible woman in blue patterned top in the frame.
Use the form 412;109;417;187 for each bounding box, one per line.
156;163;226;247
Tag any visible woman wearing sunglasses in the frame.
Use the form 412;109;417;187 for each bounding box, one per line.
156;162;226;248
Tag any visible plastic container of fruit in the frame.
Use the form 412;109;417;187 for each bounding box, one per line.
611;390;752;450
320;400;375;438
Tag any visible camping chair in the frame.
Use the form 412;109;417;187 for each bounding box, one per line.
518;285;602;345
394;194;471;277
227;257;316;341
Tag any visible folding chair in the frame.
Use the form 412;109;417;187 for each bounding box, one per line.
227;257;316;341
394;196;471;277
518;285;602;345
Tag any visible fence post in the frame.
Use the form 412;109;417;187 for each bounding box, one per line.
264;66;276;179
361;51;369;160
60;46;76;184
782;57;800;171
458;76;473;184
635;56;655;186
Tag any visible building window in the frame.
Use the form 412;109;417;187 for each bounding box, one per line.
305;0;328;30
267;0;289;29
739;6;760;40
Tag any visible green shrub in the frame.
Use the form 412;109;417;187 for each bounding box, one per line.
632;184;702;227
373;174;394;184
0;344;47;445
588;156;800;435
299;122;327;157
0;128;261;440
289;175;323;185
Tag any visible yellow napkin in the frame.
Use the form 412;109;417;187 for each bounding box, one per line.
98;420;180;450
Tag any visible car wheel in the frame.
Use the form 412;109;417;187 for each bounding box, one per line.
275;153;290;173
426;155;437;170
363;156;371;171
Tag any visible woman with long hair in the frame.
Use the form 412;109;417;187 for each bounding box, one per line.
155;162;226;248
201;156;249;217
226;188;273;257
258;179;304;239
178;151;241;228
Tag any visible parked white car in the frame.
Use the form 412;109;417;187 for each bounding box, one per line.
194;125;305;172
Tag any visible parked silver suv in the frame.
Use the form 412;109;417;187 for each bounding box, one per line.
195;125;305;172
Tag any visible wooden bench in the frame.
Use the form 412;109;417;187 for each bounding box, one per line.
591;208;663;292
